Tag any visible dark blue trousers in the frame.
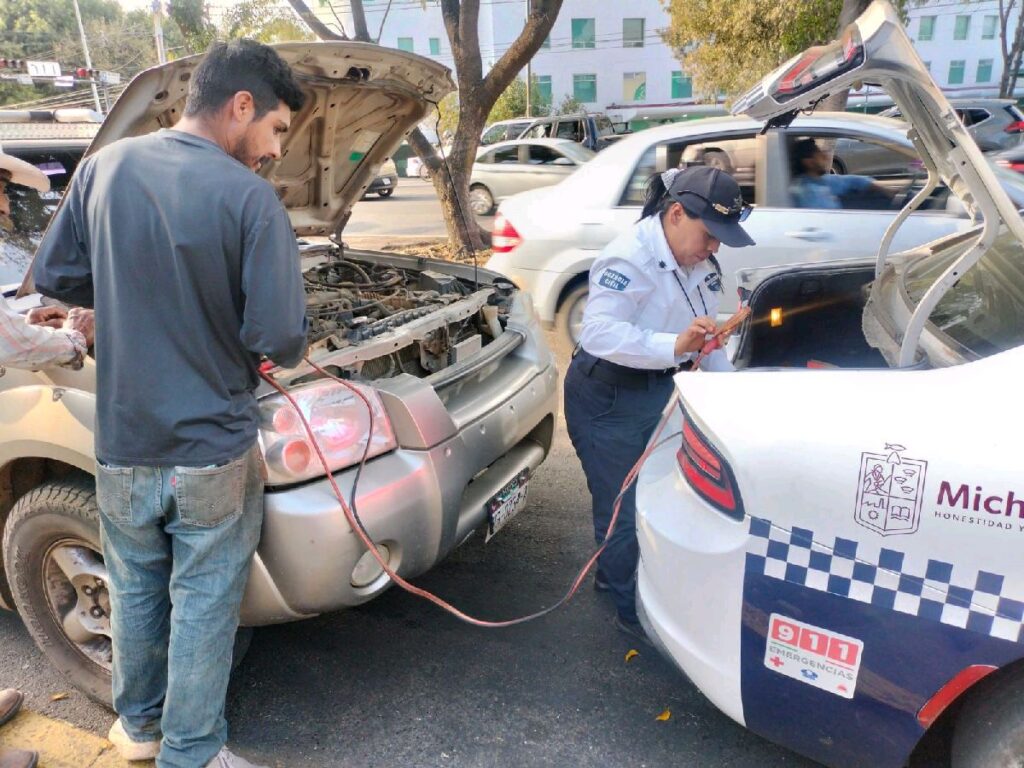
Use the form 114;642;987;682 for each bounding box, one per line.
563;353;675;623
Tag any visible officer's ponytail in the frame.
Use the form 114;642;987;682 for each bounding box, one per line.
640;168;695;221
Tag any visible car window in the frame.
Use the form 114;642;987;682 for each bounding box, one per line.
507;122;533;140
903;227;1024;357
555;120;582;141
619;134;759;207
959;109;991;127
480;124;506;145
492;146;521;164
1006;104;1024;123
594;116;615;137
528;145;568;164
784;133;935;212
477;150;495;164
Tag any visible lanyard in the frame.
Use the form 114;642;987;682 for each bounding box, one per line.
672;271;708;318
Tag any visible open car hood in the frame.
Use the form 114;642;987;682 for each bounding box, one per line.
85;42;453;237
733;0;1024;235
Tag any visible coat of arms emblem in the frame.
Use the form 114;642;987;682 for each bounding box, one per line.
854;443;928;536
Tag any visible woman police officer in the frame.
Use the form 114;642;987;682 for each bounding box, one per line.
564;164;755;643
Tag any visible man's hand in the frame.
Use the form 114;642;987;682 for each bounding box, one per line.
674;316;717;357
64;308;95;347
26;305;67;329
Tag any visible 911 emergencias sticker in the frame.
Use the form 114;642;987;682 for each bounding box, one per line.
764;614;863;699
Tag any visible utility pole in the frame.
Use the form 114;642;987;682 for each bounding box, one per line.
525;0;531;117
71;0;103;114
152;0;167;64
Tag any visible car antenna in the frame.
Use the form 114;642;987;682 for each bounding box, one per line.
429;101;479;291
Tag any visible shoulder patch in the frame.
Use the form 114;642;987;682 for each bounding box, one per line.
704;272;722;292
598;269;632;291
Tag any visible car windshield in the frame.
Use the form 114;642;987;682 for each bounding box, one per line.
595;116;615;137
903;225;1024;357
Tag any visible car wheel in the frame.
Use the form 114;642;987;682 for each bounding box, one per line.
418;165;431;181
951;665;1024;768
469;185;495;216
556;282;588;350
378;188;394;198
2;476;252;708
702;149;733;173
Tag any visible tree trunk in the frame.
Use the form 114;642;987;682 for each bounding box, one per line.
284;0;347;41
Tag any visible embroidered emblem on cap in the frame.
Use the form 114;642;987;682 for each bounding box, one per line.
598;269;631;291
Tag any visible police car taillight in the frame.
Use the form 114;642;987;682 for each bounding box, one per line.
492;214;522;253
677;412;743;520
770;24;864;104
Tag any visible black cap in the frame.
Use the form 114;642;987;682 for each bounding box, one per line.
666;165;755;248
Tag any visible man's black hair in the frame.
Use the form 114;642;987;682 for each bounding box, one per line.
184;39;305;119
791;138;821;177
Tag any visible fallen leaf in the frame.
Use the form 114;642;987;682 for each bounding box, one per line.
625;649;639;662
50;692;69;701
655;709;671;722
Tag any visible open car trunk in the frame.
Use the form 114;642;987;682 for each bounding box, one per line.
735;265;887;369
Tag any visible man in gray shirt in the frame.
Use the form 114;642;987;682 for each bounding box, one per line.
34;40;307;768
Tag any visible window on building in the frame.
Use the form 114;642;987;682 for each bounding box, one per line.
573;73;597;103
983;15;999;39
918;16;935;42
977;58;994;83
533;74;552;105
572;18;595;49
623;18;644;48
623;72;646;102
949;59;965;85
954;15;970;40
671;71;693;99
429;37;440;55
397;37;414;52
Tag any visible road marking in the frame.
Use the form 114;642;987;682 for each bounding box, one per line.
0;710;153;767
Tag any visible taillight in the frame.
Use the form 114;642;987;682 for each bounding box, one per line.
1004;121;1024;134
491;213;522;253
770;24;864;103
997;158;1024;173
676;410;743;520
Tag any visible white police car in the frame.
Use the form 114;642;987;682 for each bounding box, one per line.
635;3;1024;767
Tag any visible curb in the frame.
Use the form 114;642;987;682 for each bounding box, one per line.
0;710;152;768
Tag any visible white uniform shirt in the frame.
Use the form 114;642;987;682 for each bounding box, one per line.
578;214;733;372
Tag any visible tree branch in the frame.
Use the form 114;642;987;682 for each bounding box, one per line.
285;0;347;40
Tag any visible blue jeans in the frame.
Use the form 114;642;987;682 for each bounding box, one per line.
95;444;265;768
563;354;674;624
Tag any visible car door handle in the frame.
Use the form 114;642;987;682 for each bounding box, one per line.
785;228;832;242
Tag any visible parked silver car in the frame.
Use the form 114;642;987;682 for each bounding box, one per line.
469;138;593;215
1;43;559;705
881;98;1024;152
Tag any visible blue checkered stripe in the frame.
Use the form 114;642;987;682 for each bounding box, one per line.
746;517;1023;643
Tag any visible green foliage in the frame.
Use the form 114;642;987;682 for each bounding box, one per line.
554;93;582;115
662;0;908;102
166;0;216;54
436;91;459;139
486;78;554;123
222;0;314;44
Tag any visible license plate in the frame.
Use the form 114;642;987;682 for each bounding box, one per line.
381;177;391;186
485;470;530;542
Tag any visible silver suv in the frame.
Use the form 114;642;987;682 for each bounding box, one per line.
881;98;1024;151
0;44;559;705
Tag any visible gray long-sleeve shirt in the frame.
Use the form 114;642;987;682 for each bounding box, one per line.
33;129;308;466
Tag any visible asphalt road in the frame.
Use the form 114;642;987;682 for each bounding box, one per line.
346;177;494;244
0;186;820;767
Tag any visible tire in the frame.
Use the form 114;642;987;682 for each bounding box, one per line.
2;476;113;705
555;281;589;350
702;149;733;173
951;664;1024;768
2;476;254;708
378;188;394;198
468;185;495;216
418;165;431;181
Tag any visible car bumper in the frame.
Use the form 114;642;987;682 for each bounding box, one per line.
239;326;559;625
366;174;398;193
635;425;749;727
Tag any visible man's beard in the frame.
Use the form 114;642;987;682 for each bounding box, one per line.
230;133;268;173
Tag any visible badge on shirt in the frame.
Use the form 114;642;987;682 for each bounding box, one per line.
598;269;631;291
704;272;722;292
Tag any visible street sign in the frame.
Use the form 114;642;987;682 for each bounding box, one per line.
26;61;61;78
54;75;74;89
98;71;121;85
15;74;33;86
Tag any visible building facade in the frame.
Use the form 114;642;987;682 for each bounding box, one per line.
321;0;1022;125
